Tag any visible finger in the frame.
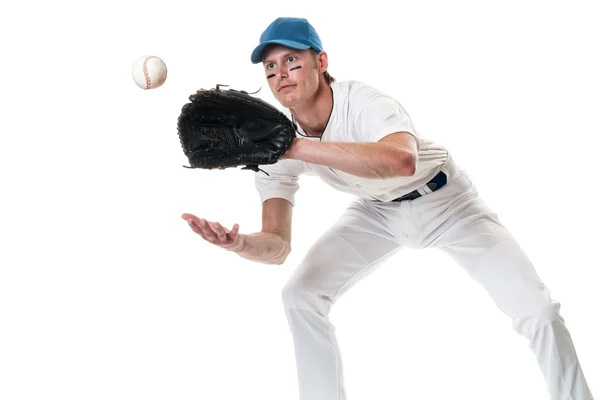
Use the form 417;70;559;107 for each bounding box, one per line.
187;217;200;227
200;221;218;242
213;223;227;241
182;213;202;224
187;218;198;230
198;218;216;242
192;223;209;241
198;218;213;231
187;219;205;236
187;218;226;245
229;223;240;238
208;222;225;241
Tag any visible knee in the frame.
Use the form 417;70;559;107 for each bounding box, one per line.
512;300;562;339
281;280;332;315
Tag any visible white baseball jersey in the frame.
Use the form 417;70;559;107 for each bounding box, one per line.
255;80;450;205
254;81;595;400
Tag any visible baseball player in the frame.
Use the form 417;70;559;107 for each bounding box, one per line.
182;17;595;400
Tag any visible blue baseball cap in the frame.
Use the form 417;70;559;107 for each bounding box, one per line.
250;17;323;64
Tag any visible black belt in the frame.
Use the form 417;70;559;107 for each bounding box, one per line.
392;170;448;202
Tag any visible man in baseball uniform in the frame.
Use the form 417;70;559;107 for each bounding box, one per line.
182;17;595;400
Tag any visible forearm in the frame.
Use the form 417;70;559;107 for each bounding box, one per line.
233;232;290;265
290;138;416;178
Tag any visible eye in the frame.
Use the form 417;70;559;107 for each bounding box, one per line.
286;56;296;63
266;63;275;70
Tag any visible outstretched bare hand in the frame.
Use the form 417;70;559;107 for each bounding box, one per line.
181;213;243;252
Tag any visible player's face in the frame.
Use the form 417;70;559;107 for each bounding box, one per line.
262;46;320;108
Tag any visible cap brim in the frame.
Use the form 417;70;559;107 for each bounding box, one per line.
250;40;311;64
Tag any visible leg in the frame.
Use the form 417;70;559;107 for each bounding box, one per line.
282;200;405;400
427;174;594;400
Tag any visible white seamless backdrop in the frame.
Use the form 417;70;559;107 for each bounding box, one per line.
1;1;598;400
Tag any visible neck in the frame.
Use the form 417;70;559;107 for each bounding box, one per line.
290;81;333;137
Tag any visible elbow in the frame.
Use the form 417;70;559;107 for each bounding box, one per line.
387;151;417;178
271;241;292;265
401;152;417;176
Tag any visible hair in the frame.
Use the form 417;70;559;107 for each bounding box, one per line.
309;48;335;85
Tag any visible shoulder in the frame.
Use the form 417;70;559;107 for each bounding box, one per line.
333;80;405;119
333;80;393;101
333;80;402;115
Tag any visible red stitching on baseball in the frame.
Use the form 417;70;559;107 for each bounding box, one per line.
142;56;158;89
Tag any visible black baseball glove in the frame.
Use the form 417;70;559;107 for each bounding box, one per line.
177;84;296;174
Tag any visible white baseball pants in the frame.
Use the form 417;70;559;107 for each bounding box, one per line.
281;157;594;400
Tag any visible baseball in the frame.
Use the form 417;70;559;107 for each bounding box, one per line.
132;55;167;90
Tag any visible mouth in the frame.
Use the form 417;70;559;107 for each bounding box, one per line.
278;84;296;92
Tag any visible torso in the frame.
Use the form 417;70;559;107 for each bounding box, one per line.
280;80;452;202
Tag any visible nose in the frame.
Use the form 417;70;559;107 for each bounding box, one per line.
276;67;289;80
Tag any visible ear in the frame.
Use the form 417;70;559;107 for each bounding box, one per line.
317;51;329;73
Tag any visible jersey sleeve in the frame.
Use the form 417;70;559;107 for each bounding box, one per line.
353;85;420;150
254;159;309;206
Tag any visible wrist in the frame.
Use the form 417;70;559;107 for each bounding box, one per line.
288;137;310;160
228;234;245;253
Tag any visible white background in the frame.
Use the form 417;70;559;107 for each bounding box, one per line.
1;1;598;399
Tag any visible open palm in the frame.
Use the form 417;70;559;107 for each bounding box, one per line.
182;213;242;252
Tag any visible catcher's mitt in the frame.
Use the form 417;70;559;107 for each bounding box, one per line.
177;84;296;174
